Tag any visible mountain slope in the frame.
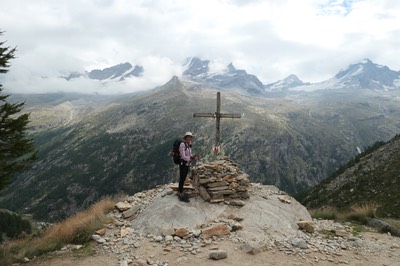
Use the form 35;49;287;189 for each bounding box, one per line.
300;134;400;218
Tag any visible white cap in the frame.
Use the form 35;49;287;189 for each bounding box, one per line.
183;131;193;139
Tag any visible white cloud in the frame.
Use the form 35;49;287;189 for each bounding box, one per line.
1;0;400;93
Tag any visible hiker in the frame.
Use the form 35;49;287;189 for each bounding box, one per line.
178;131;199;202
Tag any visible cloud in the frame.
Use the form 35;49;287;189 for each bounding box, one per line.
1;0;400;94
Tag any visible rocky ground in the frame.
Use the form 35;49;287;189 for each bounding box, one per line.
27;183;400;266
89;221;400;266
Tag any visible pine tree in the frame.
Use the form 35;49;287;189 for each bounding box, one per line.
0;31;37;191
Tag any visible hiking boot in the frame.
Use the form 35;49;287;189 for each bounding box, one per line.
178;192;190;203
180;196;190;203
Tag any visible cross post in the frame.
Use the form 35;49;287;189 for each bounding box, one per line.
193;92;242;153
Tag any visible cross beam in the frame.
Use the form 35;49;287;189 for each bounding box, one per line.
193;92;242;153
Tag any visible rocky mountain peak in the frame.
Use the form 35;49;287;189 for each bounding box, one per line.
227;62;237;73
88;62;144;81
183;57;210;77
63;62;144;82
265;74;308;92
182;57;265;94
334;58;400;90
162;75;184;91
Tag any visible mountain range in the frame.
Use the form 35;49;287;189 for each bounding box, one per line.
63;62;144;82
1;58;400;222
63;57;400;94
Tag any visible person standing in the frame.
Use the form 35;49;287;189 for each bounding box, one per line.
178;131;199;202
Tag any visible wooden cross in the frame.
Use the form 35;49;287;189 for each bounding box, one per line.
193;92;242;153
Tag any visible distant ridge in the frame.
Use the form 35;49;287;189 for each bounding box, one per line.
63;62;143;82
61;57;400;94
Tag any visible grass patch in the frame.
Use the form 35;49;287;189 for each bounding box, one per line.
309;208;340;220
350;224;366;236
343;203;379;224
309;203;379;225
0;197;115;266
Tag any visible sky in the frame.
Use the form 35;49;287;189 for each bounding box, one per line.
1;0;400;94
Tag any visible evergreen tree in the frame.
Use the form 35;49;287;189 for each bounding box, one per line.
0;31;37;191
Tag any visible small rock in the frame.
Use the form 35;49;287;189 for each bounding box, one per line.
229;200;245;207
134;259;147;266
175;227;190;238
291;237;308;249
277;196;292;204
241;241;264;255
202;224;230;239
123;205;141;219
96;237;106;244
119;260;128;266
297;220;315;233
114;220;125;227
91;234;102;241
120;228;132;238
154;235;163;242
115;202;132;212
335;230;350;237
161;227;175;237
209;250;227;260
227;214;244;222
232;222;243;231
165;235;174;242
192;229;202;237
95;228;106;236
391;243;400;249
146;258;154;265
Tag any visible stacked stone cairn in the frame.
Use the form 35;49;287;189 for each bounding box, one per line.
191;157;250;204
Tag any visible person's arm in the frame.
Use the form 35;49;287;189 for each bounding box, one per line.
190;147;200;161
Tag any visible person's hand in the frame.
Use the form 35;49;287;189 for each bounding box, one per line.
192;155;200;161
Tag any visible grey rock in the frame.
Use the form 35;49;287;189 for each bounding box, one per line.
209;250;228;260
291;237;308;249
368;218;400;237
241;241;265;255
119;260;128;266
131;185;311;242
123;205;141;218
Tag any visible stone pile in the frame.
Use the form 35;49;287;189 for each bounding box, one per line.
192;157;250;204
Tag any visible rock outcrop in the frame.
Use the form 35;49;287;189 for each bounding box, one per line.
86;156;400;266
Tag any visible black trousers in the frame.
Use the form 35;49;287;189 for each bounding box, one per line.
179;163;189;193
